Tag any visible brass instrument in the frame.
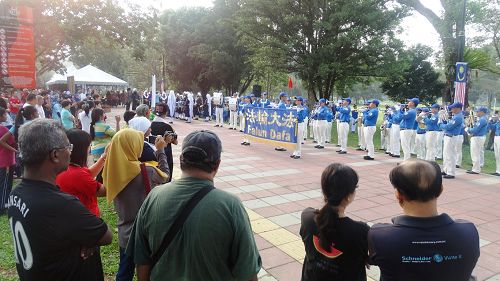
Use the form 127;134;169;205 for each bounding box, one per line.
466;107;475;128
417;112;427;129
357;106;367;126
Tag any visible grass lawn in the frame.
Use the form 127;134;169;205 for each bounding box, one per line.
0;115;497;280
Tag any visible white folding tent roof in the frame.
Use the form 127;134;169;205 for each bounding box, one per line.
46;65;128;86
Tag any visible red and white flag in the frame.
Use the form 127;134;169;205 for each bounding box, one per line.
454;81;466;109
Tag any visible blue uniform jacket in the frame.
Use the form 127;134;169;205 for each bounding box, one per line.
440;112;464;136
238;101;246;114
277;101;287;110
385;114;393;129
489;120;500;136
296;106;307;123
316;106;329;120
400;108;416;129
363;108;378;126
326;109;333;122
352;110;358;119
391;111;402;125
259;99;271;108
337;106;351;122
424;113;440;131
469;116;488;137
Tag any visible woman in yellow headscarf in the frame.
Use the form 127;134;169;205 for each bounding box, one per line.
102;128;169;280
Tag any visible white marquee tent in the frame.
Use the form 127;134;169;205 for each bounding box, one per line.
46;65;128;87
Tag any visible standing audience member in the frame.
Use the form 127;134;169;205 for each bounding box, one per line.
0;107;15;214
78;101;94;134
90;108;120;161
61;100;75;130
0;97;13;127
151;102;178;181
123;110;136;128
36;95;46;118
8;90;21;120
368;159;480;281
7;119;112;281
56;129;107;216
1;106;39;178
127;130;261;281
102;129;169;281
300;163;369;281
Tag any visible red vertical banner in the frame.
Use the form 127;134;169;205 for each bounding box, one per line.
0;5;36;89
288;77;293;89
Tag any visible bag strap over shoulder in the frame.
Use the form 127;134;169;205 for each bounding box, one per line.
139;163;151;195
150;186;214;269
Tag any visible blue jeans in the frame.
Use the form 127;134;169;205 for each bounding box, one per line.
116;247;135;281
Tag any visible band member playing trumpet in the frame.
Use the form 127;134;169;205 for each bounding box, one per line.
400;98;419;160
336;98;351;154
466;107;489;174
415;108;427;160
424;104;441;161
440;102;464;179
363;99;379;160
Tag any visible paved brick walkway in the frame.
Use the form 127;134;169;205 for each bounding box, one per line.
112;108;500;281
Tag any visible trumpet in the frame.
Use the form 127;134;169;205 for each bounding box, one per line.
438;107;449;123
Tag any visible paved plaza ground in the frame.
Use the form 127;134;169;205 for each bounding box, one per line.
143;109;500;281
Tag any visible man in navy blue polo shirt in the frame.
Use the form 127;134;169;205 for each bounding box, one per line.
368;159;479;281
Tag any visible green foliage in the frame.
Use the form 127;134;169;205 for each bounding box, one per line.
237;0;407;101
0;0;155;85
382;45;444;104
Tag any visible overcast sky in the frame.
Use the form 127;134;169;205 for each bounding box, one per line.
124;0;444;56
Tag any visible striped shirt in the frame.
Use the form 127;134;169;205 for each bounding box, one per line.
91;122;115;156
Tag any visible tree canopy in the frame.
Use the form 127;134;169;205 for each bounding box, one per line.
382;45;445;104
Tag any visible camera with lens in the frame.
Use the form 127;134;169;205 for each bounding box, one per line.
164;131;178;141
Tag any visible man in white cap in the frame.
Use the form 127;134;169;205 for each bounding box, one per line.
228;92;239;130
205;93;212;122
213;92;224;127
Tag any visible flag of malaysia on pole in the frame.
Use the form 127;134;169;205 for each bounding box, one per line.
454;62;468;109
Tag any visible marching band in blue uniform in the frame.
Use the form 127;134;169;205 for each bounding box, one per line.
196;90;500;178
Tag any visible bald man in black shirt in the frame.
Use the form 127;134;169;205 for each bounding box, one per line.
368;160;479;281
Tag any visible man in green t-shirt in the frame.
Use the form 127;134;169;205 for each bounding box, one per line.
127;130;261;281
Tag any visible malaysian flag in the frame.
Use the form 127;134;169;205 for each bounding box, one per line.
454;62;468;109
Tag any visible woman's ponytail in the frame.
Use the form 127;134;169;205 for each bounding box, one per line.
316;163;359;253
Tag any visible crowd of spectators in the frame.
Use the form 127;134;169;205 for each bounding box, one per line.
1;87;481;281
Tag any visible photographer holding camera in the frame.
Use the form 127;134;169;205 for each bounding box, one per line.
151;102;178;182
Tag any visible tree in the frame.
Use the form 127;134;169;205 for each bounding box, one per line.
382;45;445;104
396;0;487;102
2;0;154;85
237;0;406;101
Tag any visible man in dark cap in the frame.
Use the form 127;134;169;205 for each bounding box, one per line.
127;130;261;281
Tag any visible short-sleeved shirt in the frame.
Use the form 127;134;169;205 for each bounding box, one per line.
126;177;262;281
56;165;102;217
78;111;92;134
0;125;15;168
91;122;115;156
61;108;74;130
300;207;369;281
368;214;480;281
7;179;108;281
